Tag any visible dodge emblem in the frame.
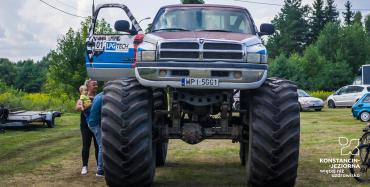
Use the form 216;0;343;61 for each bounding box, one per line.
199;38;205;44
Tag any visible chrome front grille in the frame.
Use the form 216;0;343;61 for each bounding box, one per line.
158;40;244;62
161;42;199;49
160;51;199;59
203;43;242;50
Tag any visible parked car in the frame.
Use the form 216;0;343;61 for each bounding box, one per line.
298;89;324;111
327;85;370;108
352;93;370;121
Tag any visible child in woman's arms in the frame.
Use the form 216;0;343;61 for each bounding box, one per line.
79;85;91;110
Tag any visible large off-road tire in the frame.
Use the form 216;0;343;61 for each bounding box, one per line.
101;79;155;187
153;89;168;167
239;142;246;166
243;78;300;187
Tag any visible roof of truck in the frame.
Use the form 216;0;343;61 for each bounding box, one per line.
160;4;247;10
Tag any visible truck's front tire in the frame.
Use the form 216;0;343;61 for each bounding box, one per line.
244;78;300;187
101;79;155;187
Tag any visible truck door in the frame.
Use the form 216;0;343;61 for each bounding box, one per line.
85;4;143;81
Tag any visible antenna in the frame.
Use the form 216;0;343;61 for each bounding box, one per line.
92;0;95;16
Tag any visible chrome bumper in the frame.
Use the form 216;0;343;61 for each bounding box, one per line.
135;62;267;90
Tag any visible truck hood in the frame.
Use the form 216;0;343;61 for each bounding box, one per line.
144;32;261;46
150;31;255;41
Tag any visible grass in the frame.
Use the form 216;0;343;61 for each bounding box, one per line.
0;109;369;186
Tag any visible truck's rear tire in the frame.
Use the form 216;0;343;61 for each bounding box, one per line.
244;78;300;187
153;89;168;167
156;142;168;167
101;79;155;187
239;142;246;166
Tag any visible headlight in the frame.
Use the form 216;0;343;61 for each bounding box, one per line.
136;50;156;62
246;52;267;64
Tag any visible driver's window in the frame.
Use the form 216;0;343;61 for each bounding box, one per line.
155;10;182;30
204;13;223;30
94;8;131;35
230;16;246;32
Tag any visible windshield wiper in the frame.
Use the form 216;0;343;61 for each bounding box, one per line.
151;28;190;32
197;29;232;32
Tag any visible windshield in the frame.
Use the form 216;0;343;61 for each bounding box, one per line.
298;89;310;97
151;8;254;34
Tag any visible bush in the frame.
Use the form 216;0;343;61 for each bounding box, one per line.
307;90;334;101
0;90;75;113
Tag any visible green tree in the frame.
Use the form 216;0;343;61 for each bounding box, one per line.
181;0;204;4
337;23;369;74
324;0;339;24
365;14;370;34
310;0;325;43
0;58;17;86
267;0;310;58
14;60;46;93
269;54;302;83
321;62;353;90
353;12;363;26
298;46;326;90
343;1;354;26
0;80;7;93
315;22;341;63
45;28;87;97
45;17;111;97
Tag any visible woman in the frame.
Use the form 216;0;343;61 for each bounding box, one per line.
75;79;99;175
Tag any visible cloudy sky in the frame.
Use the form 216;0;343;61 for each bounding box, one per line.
0;0;369;62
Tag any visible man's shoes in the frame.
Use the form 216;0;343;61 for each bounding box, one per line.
96;169;104;177
81;166;88;175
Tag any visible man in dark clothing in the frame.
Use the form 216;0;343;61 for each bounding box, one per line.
87;92;104;177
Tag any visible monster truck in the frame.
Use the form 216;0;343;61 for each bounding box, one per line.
86;3;300;187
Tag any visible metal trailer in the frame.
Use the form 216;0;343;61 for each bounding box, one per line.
353;65;370;85
0;106;62;130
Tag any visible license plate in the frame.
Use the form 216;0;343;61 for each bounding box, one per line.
181;78;219;87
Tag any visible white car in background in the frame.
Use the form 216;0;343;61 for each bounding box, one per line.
298;89;324;111
327;85;370;108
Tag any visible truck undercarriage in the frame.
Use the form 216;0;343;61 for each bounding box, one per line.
156;89;242;143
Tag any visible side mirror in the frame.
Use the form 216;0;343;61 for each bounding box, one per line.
259;23;275;36
114;20;130;32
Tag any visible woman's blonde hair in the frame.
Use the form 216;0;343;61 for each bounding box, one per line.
84;79;91;87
